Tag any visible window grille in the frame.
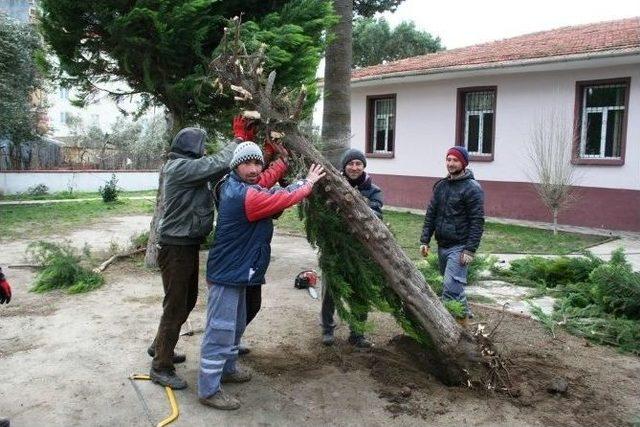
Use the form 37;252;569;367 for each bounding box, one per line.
579;83;626;159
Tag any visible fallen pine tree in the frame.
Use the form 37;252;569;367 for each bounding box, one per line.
207;21;509;389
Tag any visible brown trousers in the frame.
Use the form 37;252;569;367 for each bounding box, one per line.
151;244;200;371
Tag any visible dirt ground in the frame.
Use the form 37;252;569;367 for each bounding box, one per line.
1;215;639;426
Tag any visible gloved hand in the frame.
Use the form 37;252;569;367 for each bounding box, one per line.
264;140;289;163
420;245;430;257
0;268;11;304
459;250;475;266
232;115;257;142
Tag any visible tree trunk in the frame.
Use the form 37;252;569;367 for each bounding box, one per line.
552;208;558;236
321;0;353;167
144;164;165;268
144;111;180;268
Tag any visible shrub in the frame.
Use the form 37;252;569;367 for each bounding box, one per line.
28;241;104;293
99;174;120;203
589;263;640;319
500;254;602;287
26;183;49;196
500;249;640;354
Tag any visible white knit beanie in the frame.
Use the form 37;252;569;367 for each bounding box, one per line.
230;141;264;169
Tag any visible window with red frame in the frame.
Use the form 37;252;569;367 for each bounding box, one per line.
366;95;395;155
575;79;629;162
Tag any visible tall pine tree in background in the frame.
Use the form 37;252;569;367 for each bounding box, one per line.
39;0;335;135
0;13;45;151
352;17;443;68
39;0;336;266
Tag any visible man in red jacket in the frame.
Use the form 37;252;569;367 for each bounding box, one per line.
198;141;325;410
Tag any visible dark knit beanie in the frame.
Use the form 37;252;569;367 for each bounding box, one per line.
341;148;367;171
446;146;469;168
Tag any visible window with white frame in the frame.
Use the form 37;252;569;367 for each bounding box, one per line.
457;88;495;157
366;95;395;154
576;80;628;161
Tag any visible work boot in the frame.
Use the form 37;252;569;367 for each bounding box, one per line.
348;335;373;349
221;365;252;384
147;346;186;364
322;331;335;346
149;368;188;390
199;389;241;410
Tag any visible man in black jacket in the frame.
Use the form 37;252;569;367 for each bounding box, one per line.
420;146;484;319
321;149;383;348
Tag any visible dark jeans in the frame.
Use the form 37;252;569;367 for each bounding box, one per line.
438;244;471;316
321;277;366;338
151;244;200;371
245;285;262;326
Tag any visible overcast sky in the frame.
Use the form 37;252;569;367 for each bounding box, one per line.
381;0;639;49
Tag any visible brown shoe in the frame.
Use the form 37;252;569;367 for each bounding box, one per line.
221;365;252;384
199;389;241;410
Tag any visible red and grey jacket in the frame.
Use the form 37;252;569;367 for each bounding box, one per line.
206;159;312;287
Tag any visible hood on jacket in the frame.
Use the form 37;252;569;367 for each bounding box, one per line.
170;127;207;159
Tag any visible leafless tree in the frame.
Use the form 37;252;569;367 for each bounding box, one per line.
527;110;581;235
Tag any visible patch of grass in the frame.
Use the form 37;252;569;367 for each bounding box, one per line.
277;209;610;258
444;300;466;319
381;210;610;259
0;189;157;201
0;198;154;241
467;294;496;304
274;206;306;235
28;241;104;294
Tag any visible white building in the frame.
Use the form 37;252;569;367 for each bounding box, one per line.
348;17;640;231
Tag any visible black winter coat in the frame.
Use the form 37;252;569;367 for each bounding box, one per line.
420;170;484;252
347;172;383;219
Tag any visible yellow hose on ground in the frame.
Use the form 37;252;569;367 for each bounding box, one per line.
129;374;180;427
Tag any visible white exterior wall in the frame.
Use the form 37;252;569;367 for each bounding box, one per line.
351;63;640;191
0;171;159;195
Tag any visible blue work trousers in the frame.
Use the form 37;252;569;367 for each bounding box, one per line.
438;245;471;316
198;284;247;399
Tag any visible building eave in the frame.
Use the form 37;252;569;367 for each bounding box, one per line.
350;48;640;88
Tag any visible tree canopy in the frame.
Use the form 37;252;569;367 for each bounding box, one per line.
352;17;443;68
0;13;46;145
39;0;336;134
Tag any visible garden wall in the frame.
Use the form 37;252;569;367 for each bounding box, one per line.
0;170;159;195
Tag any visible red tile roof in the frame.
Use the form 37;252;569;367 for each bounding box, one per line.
352;17;640;81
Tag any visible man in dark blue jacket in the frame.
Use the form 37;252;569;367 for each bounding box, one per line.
198;141;325;410
420;146;485;319
321;148;383;348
